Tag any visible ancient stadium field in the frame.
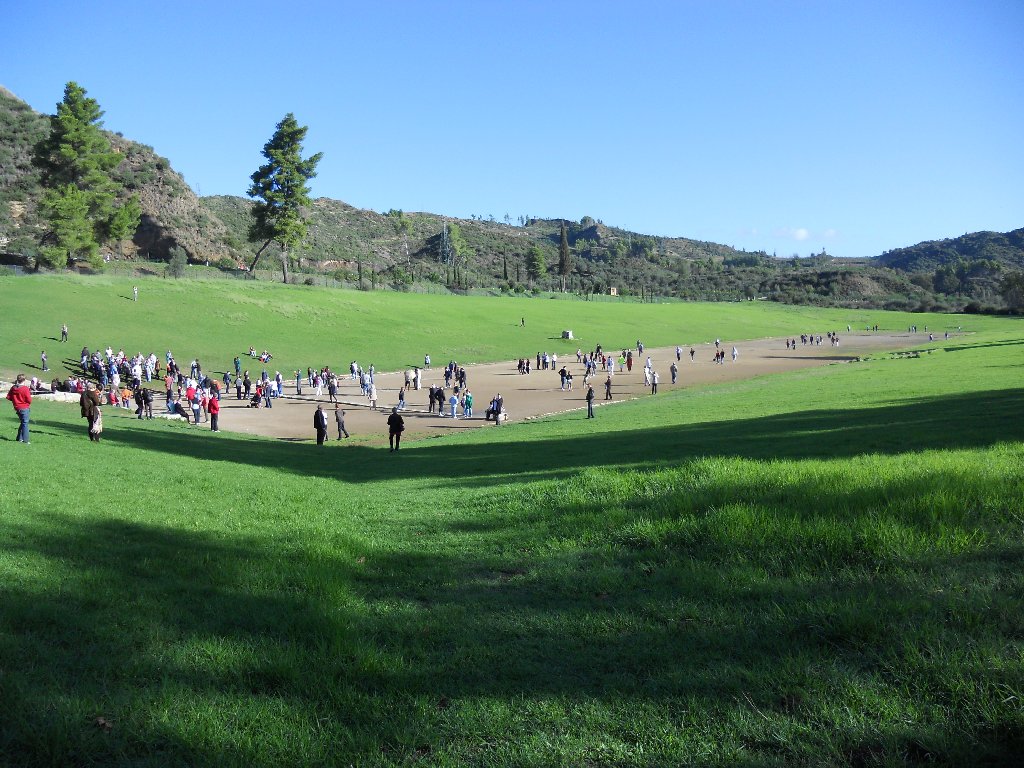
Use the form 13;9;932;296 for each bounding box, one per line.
2;274;1023;767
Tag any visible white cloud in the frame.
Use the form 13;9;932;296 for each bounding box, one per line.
773;226;810;241
823;228;838;239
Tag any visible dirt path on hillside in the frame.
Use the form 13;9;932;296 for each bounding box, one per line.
203;332;930;444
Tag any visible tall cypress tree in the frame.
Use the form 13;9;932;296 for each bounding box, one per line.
558;220;571;292
33;82;130;268
247;113;323;280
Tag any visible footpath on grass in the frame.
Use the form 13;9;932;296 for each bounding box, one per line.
188;332;930;443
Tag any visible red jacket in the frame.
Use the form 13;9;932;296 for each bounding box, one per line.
6;384;32;410
208;397;220;414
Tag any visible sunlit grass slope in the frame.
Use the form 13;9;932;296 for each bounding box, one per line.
1;284;1022;765
0;273;1005;381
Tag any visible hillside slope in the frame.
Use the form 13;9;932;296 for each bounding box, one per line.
876;228;1024;272
2;84;1021;310
0;86;232;264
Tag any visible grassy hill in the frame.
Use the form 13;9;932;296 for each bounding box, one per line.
1;278;1022;765
3;84;1023;311
0;273;999;385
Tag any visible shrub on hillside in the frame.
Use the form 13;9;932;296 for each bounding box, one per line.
166;246;188;278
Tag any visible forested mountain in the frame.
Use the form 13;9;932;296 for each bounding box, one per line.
878;229;1024;272
2;85;1022;311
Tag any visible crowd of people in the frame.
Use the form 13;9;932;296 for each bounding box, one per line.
15;316;897;447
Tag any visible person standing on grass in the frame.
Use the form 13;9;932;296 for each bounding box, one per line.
209;392;220;432
670;361;678;384
6;374;32;444
80;381;102;442
387;406;405;451
314;404;328;445
133;285;138;301
41;350;49;371
585;385;595;418
651;370;659;394
335;404;349;439
190;390;202;424
60;323;68;342
604;375;612;400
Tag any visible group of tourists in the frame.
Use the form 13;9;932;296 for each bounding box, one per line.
786;332;841;349
14;316;888;448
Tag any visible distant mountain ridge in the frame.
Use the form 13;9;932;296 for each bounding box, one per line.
2;85;1022;311
877;229;1024;272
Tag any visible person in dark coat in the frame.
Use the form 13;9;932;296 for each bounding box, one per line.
80;382;103;441
335;404;349;439
387;407;405;452
313;405;328;445
134;386;146;419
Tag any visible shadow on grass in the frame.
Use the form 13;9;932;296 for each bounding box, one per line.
1;500;1020;765
33;387;1024;489
944;338;1024;353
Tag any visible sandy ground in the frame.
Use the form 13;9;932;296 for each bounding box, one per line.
198;332;931;444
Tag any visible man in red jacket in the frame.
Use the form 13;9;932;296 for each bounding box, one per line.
208;392;220;432
6;373;32;444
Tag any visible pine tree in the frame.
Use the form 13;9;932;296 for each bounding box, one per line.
41;185;94;269
558;220;571;292
526;246;546;284
247;113;323;280
33;82;129;269
108;196;143;258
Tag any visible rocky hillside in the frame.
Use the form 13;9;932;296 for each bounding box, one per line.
0;86;231;264
2;84;1021;310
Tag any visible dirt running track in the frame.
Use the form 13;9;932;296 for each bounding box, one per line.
209;333;930;444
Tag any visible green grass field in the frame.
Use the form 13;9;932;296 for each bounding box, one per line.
1;274;1022;766
0;274;1001;381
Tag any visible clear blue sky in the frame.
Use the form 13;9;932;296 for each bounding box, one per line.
6;0;1022;257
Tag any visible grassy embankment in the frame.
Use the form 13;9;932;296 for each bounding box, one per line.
0;273;996;383
0;274;1022;766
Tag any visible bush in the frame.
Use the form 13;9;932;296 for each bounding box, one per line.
166;246;188;278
